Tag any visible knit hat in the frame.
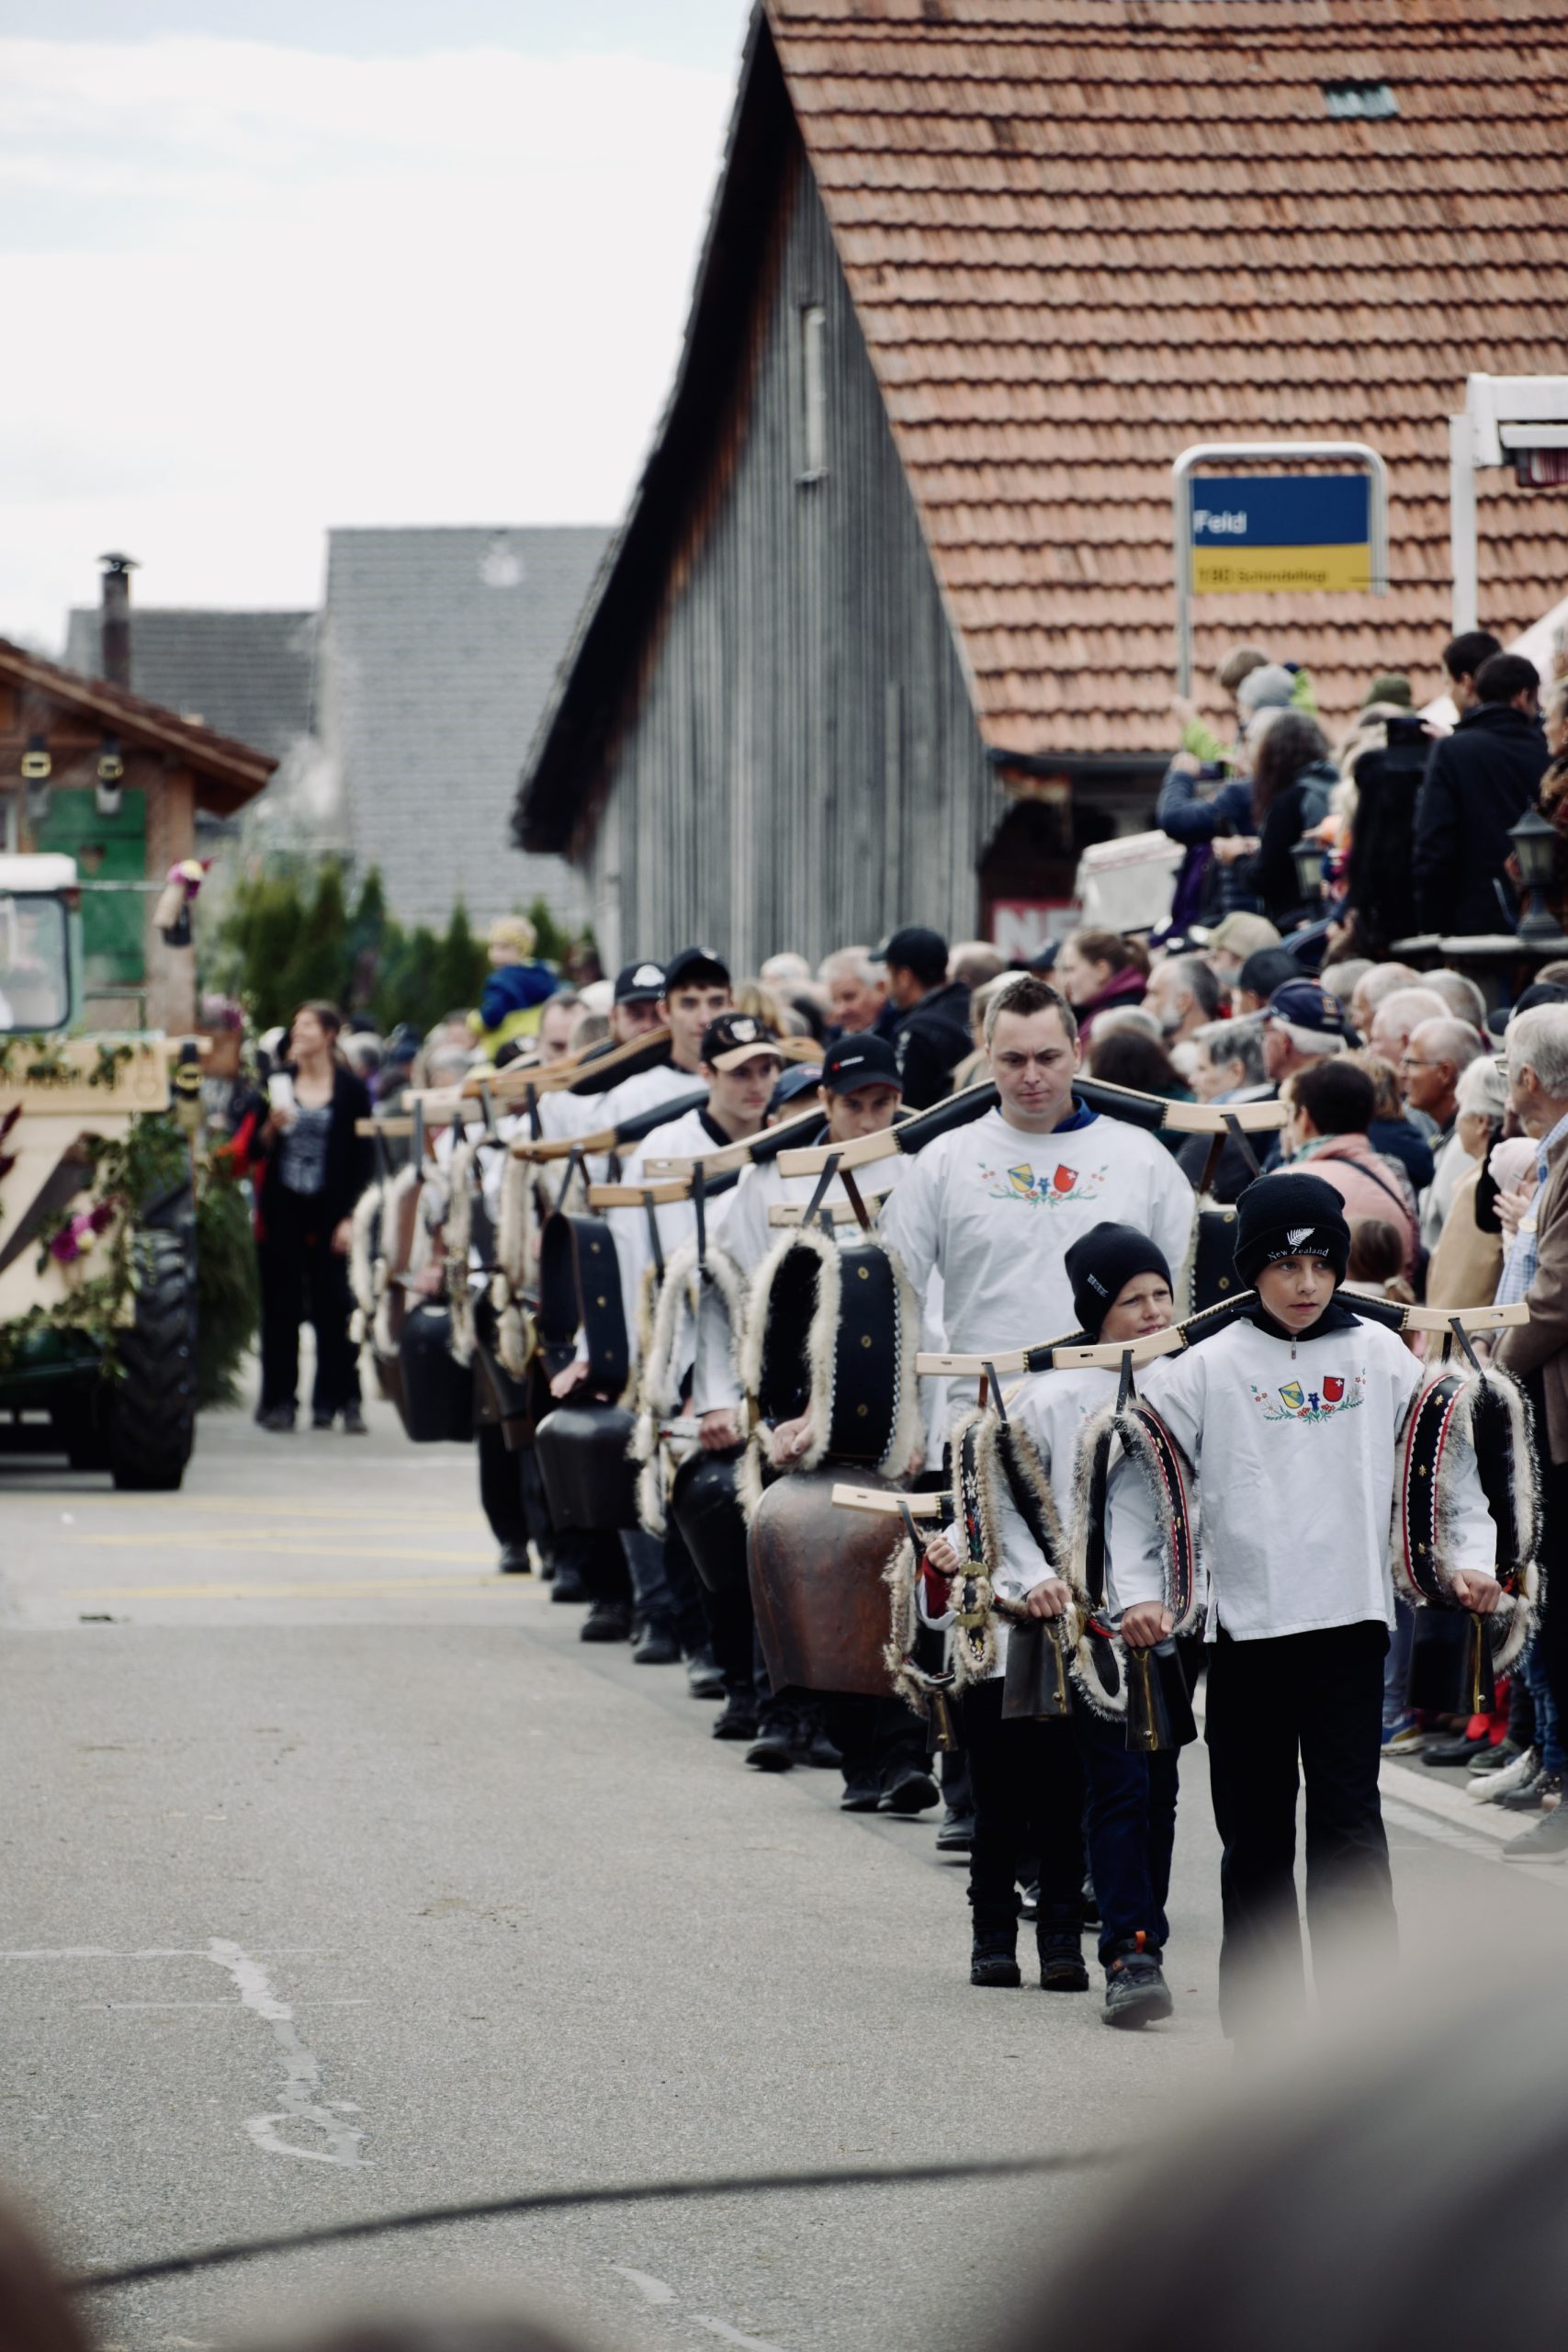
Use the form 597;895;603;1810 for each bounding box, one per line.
1064;1222;1174;1339
1234;1172;1351;1289
1235;662;1296;715
1363;672;1415;711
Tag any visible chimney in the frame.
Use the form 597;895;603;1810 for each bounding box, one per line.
99;552;138;688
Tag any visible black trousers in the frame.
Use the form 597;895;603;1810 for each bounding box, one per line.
258;1186;361;1416
476;1421;528;1550
1205;1621;1394;2039
962;1677;1084;1933
821;1693;928;1793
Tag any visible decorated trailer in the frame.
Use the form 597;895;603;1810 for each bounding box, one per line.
0;854;197;1487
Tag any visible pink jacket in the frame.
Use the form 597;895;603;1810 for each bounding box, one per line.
1301;1133;1420;1274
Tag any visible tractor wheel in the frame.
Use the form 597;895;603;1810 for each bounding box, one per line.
108;1227;197;1491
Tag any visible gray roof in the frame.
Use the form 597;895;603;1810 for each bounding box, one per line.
62;606;317;762
320;526;609;928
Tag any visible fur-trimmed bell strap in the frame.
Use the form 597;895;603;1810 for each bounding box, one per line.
1399;1363;1542;1674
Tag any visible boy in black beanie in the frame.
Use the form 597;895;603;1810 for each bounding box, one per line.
923;1221;1182;2028
1109;1171;1501;2041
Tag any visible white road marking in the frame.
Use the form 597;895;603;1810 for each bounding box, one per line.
694;2321;786;2351
205;1940;368;2167
86;1999;371;2013
612;2267;679;2303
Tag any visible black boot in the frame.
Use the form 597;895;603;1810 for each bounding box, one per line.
1100;1938;1174;2030
712;1692;759;1741
746;1703;795;1771
498;1543;532;1576
970;1901;1021;1988
550;1561;588;1604
1037;1906;1089;1992
580;1599;631;1643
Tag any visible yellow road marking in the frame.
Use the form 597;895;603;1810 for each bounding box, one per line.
65;1577;537;1600
54;1534;498;1563
17;1498;489;1527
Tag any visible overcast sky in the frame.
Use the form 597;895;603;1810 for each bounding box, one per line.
0;2;748;650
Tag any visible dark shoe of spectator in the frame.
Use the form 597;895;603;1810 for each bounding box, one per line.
1082;1871;1100;1927
1470;1736;1529;1775
840;1770;882;1812
1101;1940;1174;2029
258;1406;296;1432
311;1409;333;1430
579;1600;631;1644
746;1719;795;1772
934;1806;975;1853
881;1765;940;1815
1502;1804;1568;1860
1037;1930;1089;1993
712;1694;758;1741
498;1544;532;1576
549;1562;588;1604
1018;1879;1040;1920
1499;1765;1557;1812
340;1403;367;1434
1423;1729;1493;1768
971;1913;1021;1988
632;1623;682;1666
685;1648;727;1699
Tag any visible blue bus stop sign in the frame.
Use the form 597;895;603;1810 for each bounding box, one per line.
1190;474;1371;594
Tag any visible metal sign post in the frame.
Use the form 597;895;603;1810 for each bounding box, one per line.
1171;441;1390;695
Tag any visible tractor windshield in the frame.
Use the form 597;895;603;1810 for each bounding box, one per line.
0;893;72;1032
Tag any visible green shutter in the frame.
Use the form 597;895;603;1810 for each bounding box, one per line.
33;788;148;985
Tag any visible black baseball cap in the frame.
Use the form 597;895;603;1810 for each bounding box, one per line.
875;925;948;985
614;959;665;1003
700;1012;784;1070
662;944;730;992
821;1032;902;1095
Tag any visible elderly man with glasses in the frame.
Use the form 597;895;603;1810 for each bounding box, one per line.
1397;1014;1487;1252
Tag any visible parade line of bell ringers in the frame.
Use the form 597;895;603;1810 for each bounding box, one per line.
352;959;1541;2043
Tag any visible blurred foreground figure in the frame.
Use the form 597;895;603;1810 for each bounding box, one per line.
0;2195;91;2352
254;2322;595;2352
995;1983;1568;2352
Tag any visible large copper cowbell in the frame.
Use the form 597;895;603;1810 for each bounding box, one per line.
749;1467;898;1698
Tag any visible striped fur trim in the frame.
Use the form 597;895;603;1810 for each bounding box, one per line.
1397;1363;1543;1674
630;1238;748;1533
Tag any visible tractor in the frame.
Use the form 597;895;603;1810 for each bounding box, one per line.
0;852;197;1487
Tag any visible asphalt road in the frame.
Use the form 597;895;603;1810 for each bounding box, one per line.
4;1387;1567;2352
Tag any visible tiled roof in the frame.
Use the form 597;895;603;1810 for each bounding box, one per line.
0;636;276;813
768;0;1568;756
321;526;609;926
62;607;317;764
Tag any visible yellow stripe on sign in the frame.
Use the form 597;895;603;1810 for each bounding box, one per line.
1192;544;1371;594
56;1533;497;1563
65;1577;537;1600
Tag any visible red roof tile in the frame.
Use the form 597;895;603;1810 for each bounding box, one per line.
768;0;1568;755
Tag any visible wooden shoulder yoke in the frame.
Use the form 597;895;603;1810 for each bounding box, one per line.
831;1484;953;1521
587;1180;693;1209
916;1326;1186;1380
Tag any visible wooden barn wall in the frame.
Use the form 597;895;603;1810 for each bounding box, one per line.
585;148;994;972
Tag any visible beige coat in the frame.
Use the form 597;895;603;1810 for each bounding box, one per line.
1425;1163;1503;1311
1496;1125;1568;1464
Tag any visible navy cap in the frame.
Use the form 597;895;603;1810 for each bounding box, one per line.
772;1060;826;1108
1265;977;1359;1043
614;959;666;1003
875;925;948;984
701;1012;784;1071
662;944;730;992
821;1032;902;1095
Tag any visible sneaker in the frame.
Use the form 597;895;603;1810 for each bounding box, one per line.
934;1806;975;1854
1422;1729;1494;1769
746;1718;795;1772
685;1649;727;1700
340;1403;367;1434
840;1770;882;1813
1470;1746;1540;1803
631;1623;682;1666
497;1543;532;1576
1037;1932;1089;1993
258;1406;296;1432
1503;1804;1568;1860
880;1765;940;1815
1383;1719;1435;1756
711;1694;758;1742
1499;1767;1560;1813
1470;1736;1529;1777
1081;1873;1100;1928
579;1600;631;1644
1018;1880;1040;1921
1101;1941;1175;2030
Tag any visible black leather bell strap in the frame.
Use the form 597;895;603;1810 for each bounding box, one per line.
537;1212;631;1393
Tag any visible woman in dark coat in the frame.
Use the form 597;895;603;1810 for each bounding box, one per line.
254;1001;374;1432
1240;710;1340;932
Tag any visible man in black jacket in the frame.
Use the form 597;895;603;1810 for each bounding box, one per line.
876;924;971;1109
1414;652;1548;936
